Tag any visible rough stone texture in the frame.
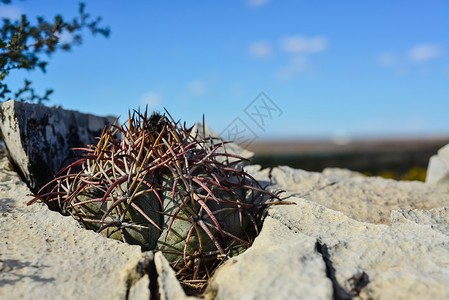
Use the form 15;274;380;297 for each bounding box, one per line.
391;207;449;236
121;252;155;300
205;216;333;300
269;165;449;224
3;130;449;299
0;154;144;299
426;143;449;189
0;100;116;192
322;167;366;179
203;164;449;299
128;275;151;300
205;189;449;299
265;196;449;299
154;252;198;300
0;149;198;299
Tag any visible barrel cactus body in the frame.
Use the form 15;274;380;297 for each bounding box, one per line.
29;109;283;288
72;180;163;250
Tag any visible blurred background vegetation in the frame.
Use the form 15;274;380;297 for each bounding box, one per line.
247;138;449;181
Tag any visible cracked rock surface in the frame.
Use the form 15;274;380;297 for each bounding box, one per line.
205;164;449;299
205;215;333;299
0;152;143;299
268;165;449;224
2;146;449;299
0;149;197;300
266;196;449;299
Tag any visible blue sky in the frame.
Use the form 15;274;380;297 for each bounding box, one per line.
2;0;449;140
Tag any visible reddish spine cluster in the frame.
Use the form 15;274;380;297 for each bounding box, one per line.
28;109;283;290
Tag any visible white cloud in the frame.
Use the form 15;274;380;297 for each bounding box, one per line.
377;52;398;67
276;55;309;81
248;41;273;58
246;0;269;8
140;92;162;108
280;35;328;54
378;44;445;76
407;44;443;63
0;4;22;20
275;35;328;80
188;80;206;96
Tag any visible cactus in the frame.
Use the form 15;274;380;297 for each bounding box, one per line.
28;109;283;290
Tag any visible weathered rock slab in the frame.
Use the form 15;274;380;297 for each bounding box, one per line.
269;165;449;224
0;149;200;300
0;154;144;299
271;196;449;299
205;216;333;300
426;143;449;189
202;164;449;299
3;127;449;299
128;275;151;300
154;252;198;300
0;100;116;191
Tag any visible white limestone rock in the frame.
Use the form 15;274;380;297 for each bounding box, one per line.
204;165;449;299
426;143;449;189
3;133;449;300
128;275;151;300
322;167;366;179
205;216;333;300
391;207;449;237
121;252;155;300
205;187;449;299
269;165;449;224
265;195;449;299
0;154;143;299
0;152;195;300
154;252;198;300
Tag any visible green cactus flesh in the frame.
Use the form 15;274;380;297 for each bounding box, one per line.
68;180;164;250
